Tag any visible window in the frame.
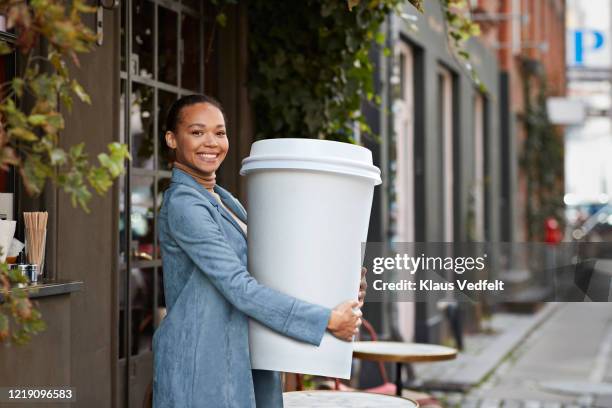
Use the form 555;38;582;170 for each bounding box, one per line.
118;0;206;405
0;26;17;219
391;42;415;244
473;94;486;241
438;66;455;242
391;41;416;342
512;0;522;55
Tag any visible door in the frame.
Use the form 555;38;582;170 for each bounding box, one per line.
391;41;416;341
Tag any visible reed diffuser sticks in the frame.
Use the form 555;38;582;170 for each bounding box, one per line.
24;211;48;276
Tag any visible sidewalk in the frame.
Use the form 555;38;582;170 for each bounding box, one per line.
412;303;560;391
420;303;612;407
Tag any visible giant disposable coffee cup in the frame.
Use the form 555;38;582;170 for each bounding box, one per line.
240;138;381;379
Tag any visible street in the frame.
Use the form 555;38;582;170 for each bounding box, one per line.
426;304;612;407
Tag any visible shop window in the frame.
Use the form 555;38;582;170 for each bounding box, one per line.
0;27;17;219
117;1;206;405
391;41;416;342
438;66;455;242
473;94;486;241
391;42;416;244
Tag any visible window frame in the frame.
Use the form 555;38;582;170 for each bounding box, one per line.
117;0;206;405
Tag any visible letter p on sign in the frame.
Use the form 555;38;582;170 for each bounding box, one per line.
573;29;605;65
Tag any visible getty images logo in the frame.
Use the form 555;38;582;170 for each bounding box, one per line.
372;253;488;275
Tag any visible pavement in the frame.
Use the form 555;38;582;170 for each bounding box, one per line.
411;304;560;391
413;303;612;407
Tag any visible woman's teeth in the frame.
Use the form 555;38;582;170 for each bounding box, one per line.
197;153;218;161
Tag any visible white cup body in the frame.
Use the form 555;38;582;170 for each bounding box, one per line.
241;139;380;378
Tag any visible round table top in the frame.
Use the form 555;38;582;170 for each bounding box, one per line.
353;341;457;363
283;391;418;407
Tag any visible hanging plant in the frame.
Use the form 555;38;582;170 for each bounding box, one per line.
440;0;484;91
0;0;130;345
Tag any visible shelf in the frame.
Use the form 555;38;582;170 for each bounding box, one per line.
1;280;83;300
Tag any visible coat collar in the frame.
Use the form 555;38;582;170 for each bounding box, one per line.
171;168;247;238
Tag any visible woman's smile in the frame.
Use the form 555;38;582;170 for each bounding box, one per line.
196;152;220;163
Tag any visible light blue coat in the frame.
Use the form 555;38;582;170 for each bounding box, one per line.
153;168;332;407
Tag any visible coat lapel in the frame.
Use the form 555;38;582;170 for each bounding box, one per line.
215;185;247;222
171;168;247;240
216;204;247;240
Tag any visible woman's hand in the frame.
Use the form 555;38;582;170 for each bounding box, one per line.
327;300;362;341
358;267;367;307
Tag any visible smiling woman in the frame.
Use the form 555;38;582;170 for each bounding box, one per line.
164;95;229;179
153;94;365;407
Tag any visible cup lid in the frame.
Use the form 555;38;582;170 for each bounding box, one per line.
240;138;382;185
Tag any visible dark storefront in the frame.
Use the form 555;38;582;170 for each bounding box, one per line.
2;1;511;406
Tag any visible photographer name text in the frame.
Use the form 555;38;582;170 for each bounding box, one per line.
372;279;505;292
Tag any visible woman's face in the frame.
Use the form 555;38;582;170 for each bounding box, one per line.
165;102;229;176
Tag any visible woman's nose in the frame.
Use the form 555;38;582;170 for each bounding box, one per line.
202;132;218;147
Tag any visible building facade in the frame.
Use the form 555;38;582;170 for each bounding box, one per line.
363;0;566;344
1;2;251;406
0;1;566;406
363;0;502;344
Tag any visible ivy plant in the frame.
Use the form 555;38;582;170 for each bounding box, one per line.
247;0;400;142
520;66;565;241
246;0;478;142
440;0;483;91
0;0;130;345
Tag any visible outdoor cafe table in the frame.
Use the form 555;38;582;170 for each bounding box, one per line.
283;391;418;407
352;341;458;396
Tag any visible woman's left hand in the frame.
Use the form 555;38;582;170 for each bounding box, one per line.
358;267;367;307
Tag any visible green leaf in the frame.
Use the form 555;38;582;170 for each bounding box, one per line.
43;112;65;133
108;142;132;161
73;0;98;13
8;128;38;142
48;51;69;78
216;12;227;27
71;80;91;104
408;0;424;12
69;143;85;159
98;152;125;178
375;32;385;45
50;148;67;165
458;50;470;60
27;114;47;126
21;155;51;195
29;74;58;103
1;99;29;128
0;41;13;55
88;167;112;194
11;78;24;98
7;267;27;284
347;0;360;11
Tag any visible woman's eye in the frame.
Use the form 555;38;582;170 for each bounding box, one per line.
217;132;226;137
192;131;204;136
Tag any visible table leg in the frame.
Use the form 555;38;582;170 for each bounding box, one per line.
395;362;402;396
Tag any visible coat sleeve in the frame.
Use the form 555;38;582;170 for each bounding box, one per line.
166;187;331;346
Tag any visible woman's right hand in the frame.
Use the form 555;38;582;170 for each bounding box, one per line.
327;300;362;341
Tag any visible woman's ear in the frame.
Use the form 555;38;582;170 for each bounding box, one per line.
165;131;177;149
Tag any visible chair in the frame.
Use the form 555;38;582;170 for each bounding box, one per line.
297;318;443;407
295;318;394;393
